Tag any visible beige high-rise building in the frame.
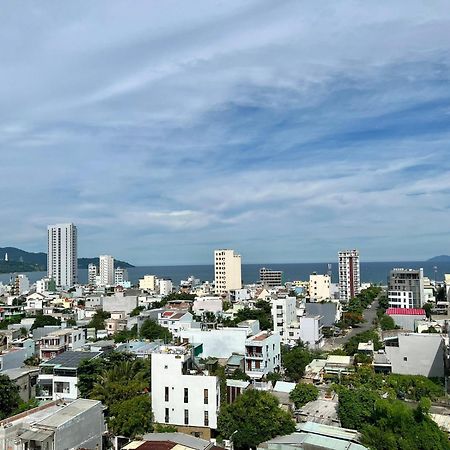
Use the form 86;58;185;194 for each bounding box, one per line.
309;273;331;301
99;255;115;286
139;275;157;291
214;249;242;294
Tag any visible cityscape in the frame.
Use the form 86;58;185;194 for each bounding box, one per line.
2;2;450;450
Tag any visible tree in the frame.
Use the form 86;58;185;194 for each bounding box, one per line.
30;314;61;330
109;395;153;438
87;311;111;330
113;325;138;343
217;390;295;450
343;329;382;356
282;343;313;381
0;375;21;419
337;386;378;430
379;314;397;331
140;319;172;342
289;383;319;409
130;306;145;317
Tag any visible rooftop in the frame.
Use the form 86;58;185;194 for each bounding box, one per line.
142;433;213;450
41;351;102;368
386;307;426;316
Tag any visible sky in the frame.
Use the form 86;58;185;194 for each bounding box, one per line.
1;1;450;265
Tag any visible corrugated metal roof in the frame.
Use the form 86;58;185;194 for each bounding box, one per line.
386;308;426;316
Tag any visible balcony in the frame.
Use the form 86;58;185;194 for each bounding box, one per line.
246;352;263;359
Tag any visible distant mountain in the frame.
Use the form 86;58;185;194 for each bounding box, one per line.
427;255;450;262
0;247;134;273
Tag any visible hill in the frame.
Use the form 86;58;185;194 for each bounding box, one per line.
427;255;450;262
0;247;134;273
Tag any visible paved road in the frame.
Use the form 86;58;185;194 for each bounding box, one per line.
322;299;379;351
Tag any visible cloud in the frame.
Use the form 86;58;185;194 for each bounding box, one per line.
0;1;450;264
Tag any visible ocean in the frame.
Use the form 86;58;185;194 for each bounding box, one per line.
0;261;449;286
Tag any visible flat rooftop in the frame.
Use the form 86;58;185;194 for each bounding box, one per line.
41;351;101;368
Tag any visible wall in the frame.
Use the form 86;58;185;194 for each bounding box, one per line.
103;294;138;314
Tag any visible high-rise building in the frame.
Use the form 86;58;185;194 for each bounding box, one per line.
260;267;283;287
338;249;360;302
88;263;98;285
214;249;242;294
114;267;128;286
309;273;331;301
99;255;114;286
47;223;78;288
388;268;425;309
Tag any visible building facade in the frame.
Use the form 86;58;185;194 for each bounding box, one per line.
309;273;331;301
214;249;242;294
115;267;129;286
388;268;425;309
151;345;220;439
47;223;78;288
259;267;283;287
245;331;281;379
88;263;97;285
338;250;360;302
271;296;297;345
99;255;115;286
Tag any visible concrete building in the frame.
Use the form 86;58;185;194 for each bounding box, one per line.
386;307;426;331
47;223;78;288
39;328;86;361
115;267;129;286
151;345;220;439
338;250;360;302
260;267;283;287
214;249;242;294
309;273;331;302
179;327;248;359
159;279;173;296
305;303;341;328
126;432;217;450
88;263;98;285
193;297;223;316
99;255;115;286
245;331;281;379
140;275;157;291
105;311;128;335
0;347;29;372
11;275;30;296
158;311;194;335
0;398;104;450
299;315;324;349
271;296;297;345
2;367;39;402
384;332;445;377
37;351;101;400
388;268;425;309
36;277;55;294
103;292;138;315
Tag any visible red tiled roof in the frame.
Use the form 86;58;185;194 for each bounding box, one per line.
133;442;176;450
386;307;426;316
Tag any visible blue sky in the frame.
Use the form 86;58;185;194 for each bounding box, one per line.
1;1;450;265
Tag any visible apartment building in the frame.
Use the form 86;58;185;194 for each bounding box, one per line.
159;279;173;296
115;267;129;286
245;331;281;379
47;223;78;288
338;250;360;302
99;255;115;286
388;268;425;309
139;275;157;291
88;263;98;285
298;315;324;349
271;296;296;345
214;249;242;294
260;267;283;287
158;311;194;335
309;273;331;301
39;328;86;361
151;345;220;439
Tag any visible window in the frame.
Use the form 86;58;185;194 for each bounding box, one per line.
403;356;408;361
204;389;208;404
165;386;169;402
184;387;189;403
165;408;169;423
184;409;189;425
204;411;209;427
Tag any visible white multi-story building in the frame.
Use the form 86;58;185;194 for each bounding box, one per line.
158;311;194;335
159;279;173;296
244;331;281;379
114;267;129;286
271;296;296;345
36;277;55;294
39;328;86;361
151;345;220;439
298;315;324;349
338;249;360;302
214;249;242;295
309;273;331;301
99;255;114;286
47;223;78;288
88;263;97;285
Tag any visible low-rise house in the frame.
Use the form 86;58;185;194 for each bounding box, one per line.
245;331;281;379
324;355;354;377
193;296;223;316
2;367;39;402
386;307;426;331
226;353;245;375
37;351;102;400
0;398;104;450
158;310;194;334
105;311;128;335
125;432;218;450
39;328;86;361
151;345;220;440
226;379;250;404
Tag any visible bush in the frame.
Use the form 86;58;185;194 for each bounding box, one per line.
290;383;319;409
